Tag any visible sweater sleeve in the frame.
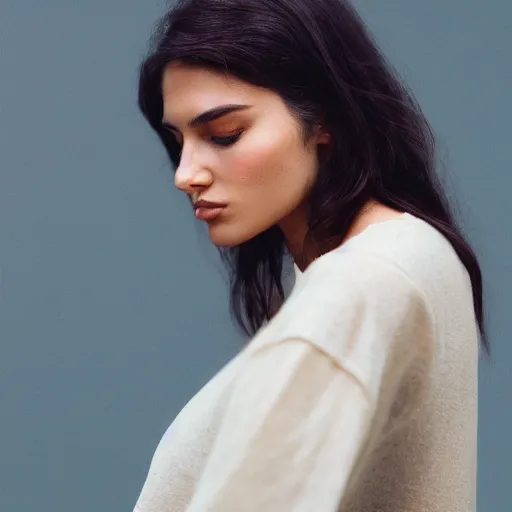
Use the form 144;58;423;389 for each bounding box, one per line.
186;252;436;512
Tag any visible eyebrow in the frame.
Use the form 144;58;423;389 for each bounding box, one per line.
162;104;253;132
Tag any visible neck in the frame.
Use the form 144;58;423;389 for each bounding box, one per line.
279;198;380;272
278;203;316;272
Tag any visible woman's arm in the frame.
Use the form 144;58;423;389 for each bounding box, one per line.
187;253;436;511
186;339;376;512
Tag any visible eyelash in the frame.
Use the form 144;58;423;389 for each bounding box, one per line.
210;131;243;146
171;130;243;155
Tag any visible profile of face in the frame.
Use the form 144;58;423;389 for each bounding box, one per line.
161;61;331;247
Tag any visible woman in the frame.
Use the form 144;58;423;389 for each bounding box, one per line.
134;0;489;510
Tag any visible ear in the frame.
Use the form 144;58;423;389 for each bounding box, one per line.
315;123;331;145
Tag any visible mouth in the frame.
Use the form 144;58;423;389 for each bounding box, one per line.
193;198;227;221
194;205;226;221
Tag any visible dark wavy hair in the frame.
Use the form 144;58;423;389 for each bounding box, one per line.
137;0;490;356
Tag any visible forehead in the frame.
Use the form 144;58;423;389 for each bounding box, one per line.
161;62;264;124
162;61;243;91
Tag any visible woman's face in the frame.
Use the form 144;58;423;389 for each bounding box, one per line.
161;61;330;247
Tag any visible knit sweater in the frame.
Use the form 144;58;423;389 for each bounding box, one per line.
133;212;479;511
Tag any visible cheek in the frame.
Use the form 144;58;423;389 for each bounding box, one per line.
227;130;297;188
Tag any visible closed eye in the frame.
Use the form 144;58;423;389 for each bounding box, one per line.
165;129;243;158
210;131;243;146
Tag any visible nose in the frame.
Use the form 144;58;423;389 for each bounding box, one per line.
174;144;213;195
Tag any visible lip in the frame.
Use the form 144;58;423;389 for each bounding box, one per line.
193;200;227;221
193;199;226;209
195;206;225;221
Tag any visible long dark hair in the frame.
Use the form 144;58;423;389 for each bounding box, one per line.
137;0;490;356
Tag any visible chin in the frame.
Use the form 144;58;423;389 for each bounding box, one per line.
206;221;269;248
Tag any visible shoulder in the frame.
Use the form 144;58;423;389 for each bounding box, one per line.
295;247;434;346
300;213;471;315
252;221;440;372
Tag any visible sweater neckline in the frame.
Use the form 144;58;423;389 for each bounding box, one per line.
293;212;416;277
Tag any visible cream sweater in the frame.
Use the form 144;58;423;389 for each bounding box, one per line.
133;213;479;512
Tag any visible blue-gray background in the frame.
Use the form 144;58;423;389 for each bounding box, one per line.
0;0;509;510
